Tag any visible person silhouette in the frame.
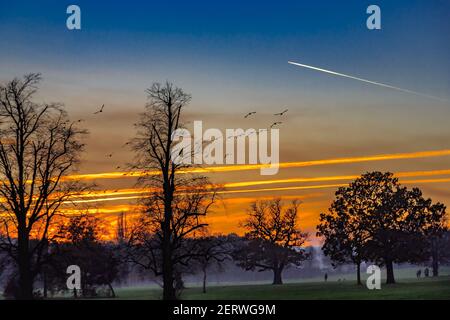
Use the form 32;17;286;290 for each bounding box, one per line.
416;269;422;278
324;273;328;282
424;268;429;277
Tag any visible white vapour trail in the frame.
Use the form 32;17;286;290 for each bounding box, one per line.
288;61;448;102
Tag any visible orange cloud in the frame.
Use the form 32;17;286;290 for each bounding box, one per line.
58;168;450;204
60;149;450;181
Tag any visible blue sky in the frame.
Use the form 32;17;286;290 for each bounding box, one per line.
1;0;449;234
1;0;449;101
1;0;449;162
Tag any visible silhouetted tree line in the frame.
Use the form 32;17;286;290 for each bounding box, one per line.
0;75;312;299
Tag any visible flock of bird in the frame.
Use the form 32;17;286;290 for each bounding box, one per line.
76;104;116;160
244;108;288;129
90;104;115;158
87;104;288;165
220;108;289;143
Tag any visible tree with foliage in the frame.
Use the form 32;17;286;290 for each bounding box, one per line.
50;215;120;298
317;185;372;285
317;172;446;284
0;74;87;299
235;199;309;285
427;222;449;277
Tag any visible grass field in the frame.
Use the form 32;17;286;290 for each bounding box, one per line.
1;268;449;300
113;276;450;300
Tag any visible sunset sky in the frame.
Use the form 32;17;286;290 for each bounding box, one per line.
1;0;449;243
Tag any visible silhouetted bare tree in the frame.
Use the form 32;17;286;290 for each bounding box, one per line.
193;234;231;293
235;199;309;285
0;74;87;299
116;212;128;244
127;178;216;298
0;247;9;279
129;82;217;300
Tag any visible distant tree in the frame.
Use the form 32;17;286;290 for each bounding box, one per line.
420;203;448;277
235;199;309;285
192;234;231;293
0;241;7;274
0;248;12;289
116;212;128;244
50;215;120;298
129;82;217;300
428;227;450;277
114;212;131;285
0;74;87;299
318;172;446;284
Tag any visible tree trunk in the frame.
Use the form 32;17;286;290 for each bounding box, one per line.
356;262;362;285
431;238;439;277
385;260;395;284
202;267;207;293
108;283;116;298
81;276;86;297
272;267;283;285
43;269;48;299
162;246;175;300
17;224;33;299
432;259;439;277
162;200;176;300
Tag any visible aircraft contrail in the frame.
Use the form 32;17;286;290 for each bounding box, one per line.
288;61;448;102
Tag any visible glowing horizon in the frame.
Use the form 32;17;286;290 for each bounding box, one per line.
55;168;450;204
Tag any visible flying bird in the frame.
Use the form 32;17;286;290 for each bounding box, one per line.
270;122;282;128
94;104;105;114
274;109;288;116
106;153;113;157
258;128;268;134
288;61;448;102
227;132;247;140
244;111;256;118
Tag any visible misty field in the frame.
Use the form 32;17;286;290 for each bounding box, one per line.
112;276;450;300
1;277;449;300
2;268;448;300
